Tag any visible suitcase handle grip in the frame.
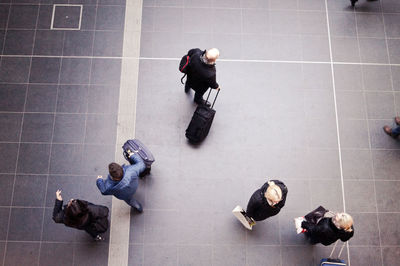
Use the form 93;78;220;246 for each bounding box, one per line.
205;88;220;109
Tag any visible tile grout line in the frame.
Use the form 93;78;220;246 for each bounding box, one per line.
34;2;59;265
1;2;15;264
324;1;350;265
376;7;394;266
1;2;33;265
2;54;400;67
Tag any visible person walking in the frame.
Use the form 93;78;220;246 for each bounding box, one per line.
246;180;288;225
52;190;109;241
184;48;221;106
96;149;146;212
383;116;400;139
301;212;354;246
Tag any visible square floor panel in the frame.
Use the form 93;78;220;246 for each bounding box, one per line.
60;58;91;84
0;84;27;112
63;30;94;56
4;242;40;266
0;57;31;83
21;113;54;143
7;207;43;241
0;113;23;142
51;5;82;30
3;30;35;55
0;143;19;173
73;243;109;266
0;175;14;206
33;30;64;55
29;57;61;84
0;208;10;240
49;144;83;175
39;243;74;266
25;84;58;112
17;143;51;174
7;5;39;29
12;175;47;207
53;114;86;143
56;85;89;113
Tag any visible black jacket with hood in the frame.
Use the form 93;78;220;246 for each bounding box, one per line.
301;217;354;246
186;48;219;94
246;180;288;221
52;199;109;238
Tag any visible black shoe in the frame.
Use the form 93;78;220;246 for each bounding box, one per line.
132;202;143;213
194;98;211;107
184;83;190;93
139;167;151;178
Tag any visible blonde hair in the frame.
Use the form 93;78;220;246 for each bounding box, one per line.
333;213;353;232
265;181;282;202
206;48;220;62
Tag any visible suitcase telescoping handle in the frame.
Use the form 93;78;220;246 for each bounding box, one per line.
205;88;220;109
329;240;346;259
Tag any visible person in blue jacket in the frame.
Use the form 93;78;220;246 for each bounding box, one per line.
96;149;146;212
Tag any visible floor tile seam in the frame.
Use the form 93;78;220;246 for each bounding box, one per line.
2;55;400;67
1;2;33;259
324;1;350;264
35;7;61;264
376;12;394;265
0;111;119;115
0;2;12;81
0;3;126;7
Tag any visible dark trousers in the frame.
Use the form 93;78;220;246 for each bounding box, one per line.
392;126;400;138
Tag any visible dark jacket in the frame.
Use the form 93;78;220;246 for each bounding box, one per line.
246;180;288;221
301;217;354;246
52;199;109;237
186;48;219;93
96;154;145;201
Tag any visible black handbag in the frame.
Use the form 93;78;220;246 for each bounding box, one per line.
305;206;329;224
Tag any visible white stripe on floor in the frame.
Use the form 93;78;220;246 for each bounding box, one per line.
108;1;143;266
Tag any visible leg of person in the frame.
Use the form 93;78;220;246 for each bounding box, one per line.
391;125;400;138
194;89;211;107
124;197;143;213
84;227;103;241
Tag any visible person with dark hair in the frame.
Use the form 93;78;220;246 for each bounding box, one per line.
383;116;400;139
245;180;288;225
96;149;146;212
184;48;221;107
52;190;109;241
301;212;354;246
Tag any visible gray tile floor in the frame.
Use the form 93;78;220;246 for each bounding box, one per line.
0;0;125;265
0;0;400;265
129;0;400;265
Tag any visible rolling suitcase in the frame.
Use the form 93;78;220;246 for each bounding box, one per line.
122;139;155;177
319;241;347;266
185;89;220;144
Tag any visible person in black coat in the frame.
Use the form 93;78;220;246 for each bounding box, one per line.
52;189;109;241
246;180;288;223
184;48;220;106
301;212;354;246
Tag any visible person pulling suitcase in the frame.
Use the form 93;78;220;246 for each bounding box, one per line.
179;48;221;107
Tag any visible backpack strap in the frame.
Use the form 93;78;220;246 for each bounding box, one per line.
180;73;186;84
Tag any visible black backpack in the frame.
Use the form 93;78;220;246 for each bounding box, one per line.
179;54;190;84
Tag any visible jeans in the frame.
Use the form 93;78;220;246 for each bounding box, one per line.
124;197;142;209
392;125;400;138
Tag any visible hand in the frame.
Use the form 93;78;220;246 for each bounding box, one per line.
56;189;62;201
97;175;103;180
216;87;221;90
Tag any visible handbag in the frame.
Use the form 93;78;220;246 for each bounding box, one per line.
305;205;329;224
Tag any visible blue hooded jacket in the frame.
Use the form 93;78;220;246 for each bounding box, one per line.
96;154;146;201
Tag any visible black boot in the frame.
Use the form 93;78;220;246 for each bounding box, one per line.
194;98;211;107
139;167;151;178
184;82;190;93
